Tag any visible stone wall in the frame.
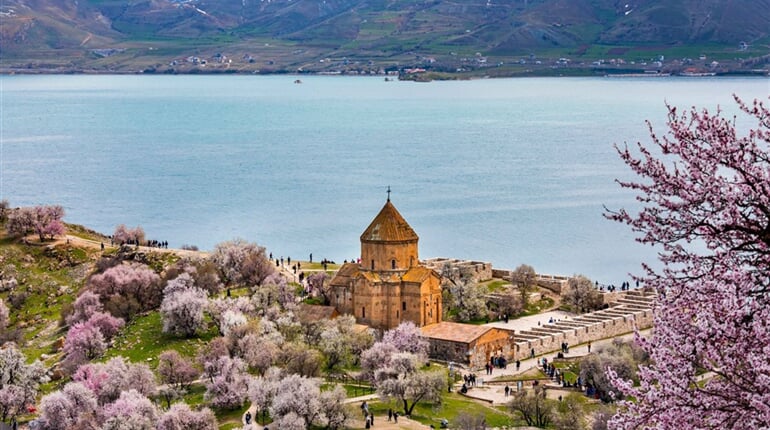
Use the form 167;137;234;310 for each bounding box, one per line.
511;292;655;361
424;258;493;283
490;269;569;294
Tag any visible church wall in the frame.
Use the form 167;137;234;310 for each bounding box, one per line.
361;240;418;272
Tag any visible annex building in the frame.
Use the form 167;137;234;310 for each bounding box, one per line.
328;197;442;330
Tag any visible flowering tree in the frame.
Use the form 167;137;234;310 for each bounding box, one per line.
269;373;323;426
607;97;770;428
38;382;98;430
210;239;274;287
238;333;278;375
156;403;217;430
382;321;429;357
306;272;330;303
445;280;488;322
66;291;104;326
7;205;65;241
100;389;158;430
73;357;156;405
319;384;349;429
112;224;145;245
208;296;254;335
160;284;209;337
248;367;345;428
88;263;162;320
0;345;46;425
61;311;124;373
580;340;647;402
157;350;199;392
374;352;446;416
203;356;251;409
562;275;603;314
249;367;280;425
62;321;107;373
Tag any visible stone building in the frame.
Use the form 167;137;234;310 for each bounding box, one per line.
328;198;442;330
420;322;516;369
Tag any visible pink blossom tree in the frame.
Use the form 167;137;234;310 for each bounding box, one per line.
112;224;145;245
607;97;770;428
65;291;104;326
61;312;124;373
73;357;156;405
62;322;107;374
157;350;199;392
7;205;65;241
156;403;217;430
210;239;275;287
88;263;162;320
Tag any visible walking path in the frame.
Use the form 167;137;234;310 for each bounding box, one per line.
456;329;650;405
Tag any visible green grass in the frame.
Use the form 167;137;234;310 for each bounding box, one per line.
214;404;250;430
367;392;514;428
104;311;219;367
483;279;510;292
492;367;549;383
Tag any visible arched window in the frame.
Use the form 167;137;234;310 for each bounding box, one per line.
410;256;414;267
371;260;375;270
362;307;366;319
391;259;396;270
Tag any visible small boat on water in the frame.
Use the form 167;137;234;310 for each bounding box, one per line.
294;79;302;84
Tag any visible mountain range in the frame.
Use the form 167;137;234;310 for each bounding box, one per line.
2;0;769;73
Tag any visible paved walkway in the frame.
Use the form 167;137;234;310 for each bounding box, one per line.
456;330;649;405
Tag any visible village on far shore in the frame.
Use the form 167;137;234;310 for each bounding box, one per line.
0;198;656;430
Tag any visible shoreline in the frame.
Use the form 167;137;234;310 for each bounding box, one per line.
1;68;767;79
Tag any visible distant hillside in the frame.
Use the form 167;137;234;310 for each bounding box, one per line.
1;0;769;73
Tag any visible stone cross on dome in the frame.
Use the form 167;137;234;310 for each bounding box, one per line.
387;185;391;202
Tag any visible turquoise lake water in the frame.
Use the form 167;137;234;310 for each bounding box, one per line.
1;75;768;283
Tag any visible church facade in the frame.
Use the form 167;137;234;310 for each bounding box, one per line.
328;199;442;330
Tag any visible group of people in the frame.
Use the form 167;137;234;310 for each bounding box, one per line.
486;355;507;374
361;401;396;428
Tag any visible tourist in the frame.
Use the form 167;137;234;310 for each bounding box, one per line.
388;408;393;421
245;411;251;424
516;359;520;371
504;385;510;397
587;341;591;353
393;412;398;423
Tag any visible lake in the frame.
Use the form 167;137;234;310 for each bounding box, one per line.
1;75;767;284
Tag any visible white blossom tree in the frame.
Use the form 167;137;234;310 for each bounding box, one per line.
203;356;251;409
160;284;209;337
156;403;217;430
0;345;46;425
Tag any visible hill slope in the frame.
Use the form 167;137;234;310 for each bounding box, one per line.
1;0;768;73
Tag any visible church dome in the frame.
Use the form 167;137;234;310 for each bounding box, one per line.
360;200;419;243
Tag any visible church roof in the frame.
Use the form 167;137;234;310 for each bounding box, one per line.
421;322;493;344
360;200;419;242
401;266;435;283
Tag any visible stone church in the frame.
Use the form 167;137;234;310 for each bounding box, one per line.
329;198;442;330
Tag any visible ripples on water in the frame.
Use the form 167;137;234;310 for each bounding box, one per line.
1;75;767;283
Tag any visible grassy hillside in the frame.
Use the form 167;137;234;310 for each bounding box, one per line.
1;0;767;74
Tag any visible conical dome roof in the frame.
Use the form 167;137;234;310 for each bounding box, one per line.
360;200;419;242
